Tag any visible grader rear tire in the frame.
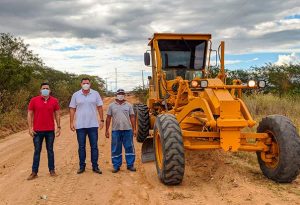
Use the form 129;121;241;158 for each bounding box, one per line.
154;114;185;185
256;115;300;183
133;104;150;143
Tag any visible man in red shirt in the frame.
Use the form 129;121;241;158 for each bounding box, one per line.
27;82;61;180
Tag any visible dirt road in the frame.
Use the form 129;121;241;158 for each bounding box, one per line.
0;97;299;205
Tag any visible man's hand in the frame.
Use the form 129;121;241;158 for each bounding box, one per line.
70;124;76;132
99;121;104;130
133;130;137;138
29;128;36;137
56;127;61;137
105;130;110;138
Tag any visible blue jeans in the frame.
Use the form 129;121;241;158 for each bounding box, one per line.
76;127;99;169
32;131;55;173
111;130;135;170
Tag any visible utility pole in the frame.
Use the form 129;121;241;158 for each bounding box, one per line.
105;77;108;94
115;68;117;91
110;81;113;92
142;69;145;90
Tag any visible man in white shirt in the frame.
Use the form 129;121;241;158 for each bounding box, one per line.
69;77;104;174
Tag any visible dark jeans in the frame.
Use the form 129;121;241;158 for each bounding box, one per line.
76;127;99;169
32;131;55;173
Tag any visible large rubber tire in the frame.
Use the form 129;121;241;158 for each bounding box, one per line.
154;114;185;185
256;115;300;183
133;104;150;143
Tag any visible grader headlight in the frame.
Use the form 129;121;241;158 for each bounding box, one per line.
258;80;266;88
200;80;208;88
247;80;256;88
191;80;199;88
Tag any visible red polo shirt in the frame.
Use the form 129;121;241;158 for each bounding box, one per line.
28;96;60;131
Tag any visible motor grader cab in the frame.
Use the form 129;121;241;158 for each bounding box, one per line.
134;33;300;185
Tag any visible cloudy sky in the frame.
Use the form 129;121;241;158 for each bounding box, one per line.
1;0;299;90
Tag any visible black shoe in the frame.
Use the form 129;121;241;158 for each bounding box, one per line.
112;168;120;173
93;168;102;174
77;168;85;174
127;167;136;172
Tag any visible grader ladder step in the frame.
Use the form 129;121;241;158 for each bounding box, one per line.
141;138;155;163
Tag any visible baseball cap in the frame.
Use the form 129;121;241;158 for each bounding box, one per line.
116;89;125;94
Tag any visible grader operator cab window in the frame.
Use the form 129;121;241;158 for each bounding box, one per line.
158;39;207;80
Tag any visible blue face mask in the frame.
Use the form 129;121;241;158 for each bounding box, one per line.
41;89;50;96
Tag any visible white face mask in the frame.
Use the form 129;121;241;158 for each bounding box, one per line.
116;95;125;101
82;83;90;91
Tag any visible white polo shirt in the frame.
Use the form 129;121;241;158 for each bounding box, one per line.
69;89;103;129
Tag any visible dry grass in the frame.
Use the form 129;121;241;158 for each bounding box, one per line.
0;109;27;138
243;94;300;130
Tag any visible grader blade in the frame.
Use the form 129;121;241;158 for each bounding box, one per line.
141;138;155;163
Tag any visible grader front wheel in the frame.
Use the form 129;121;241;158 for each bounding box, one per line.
133;104;150;143
257;115;300;183
153;114;185;185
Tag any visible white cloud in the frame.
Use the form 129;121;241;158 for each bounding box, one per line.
274;52;300;65
250;18;300;36
25;37;149;91
1;0;300;90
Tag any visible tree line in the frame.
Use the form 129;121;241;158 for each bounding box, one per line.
133;63;300;102
210;63;300;97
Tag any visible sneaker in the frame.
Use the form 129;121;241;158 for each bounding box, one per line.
127;167;136;172
93;168;102;174
27;172;38;180
77;168;85;174
112;168;120;173
50;170;57;177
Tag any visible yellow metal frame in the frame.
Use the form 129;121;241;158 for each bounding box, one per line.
146;33;276;164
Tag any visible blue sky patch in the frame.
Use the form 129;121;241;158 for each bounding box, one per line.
54;45;97;52
225;52;288;70
110;55;143;62
284;14;300;19
68;55;94;59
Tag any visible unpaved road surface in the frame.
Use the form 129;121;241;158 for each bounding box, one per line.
0;97;299;205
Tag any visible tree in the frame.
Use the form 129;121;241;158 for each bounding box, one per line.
253;64;300;97
0;33;43;92
132;86;148;103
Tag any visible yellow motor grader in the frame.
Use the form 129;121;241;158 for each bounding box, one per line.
134;33;300;185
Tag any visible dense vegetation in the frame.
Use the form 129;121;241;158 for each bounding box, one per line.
133;63;300;102
222;64;300;96
0;33;105;136
132;86;148;103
